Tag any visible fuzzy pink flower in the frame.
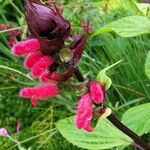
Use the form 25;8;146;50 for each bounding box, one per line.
0;128;9;137
24;50;44;69
31;56;53;77
12;38;40;56
40;71;59;82
20;83;58;106
75;93;93;131
90;81;105;104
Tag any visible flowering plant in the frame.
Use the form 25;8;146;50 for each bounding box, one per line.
1;0;150;150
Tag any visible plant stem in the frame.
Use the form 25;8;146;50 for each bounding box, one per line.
74;67;150;150
107;114;150;150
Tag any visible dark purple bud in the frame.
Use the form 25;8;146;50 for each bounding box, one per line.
69;34;87;65
25;0;71;54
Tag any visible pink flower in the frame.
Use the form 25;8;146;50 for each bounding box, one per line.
90;81;105;104
12;38;40;56
20;83;58;106
24;50;44;69
31;56;53;77
40;71;59;82
0;128;9;137
75;93;93;131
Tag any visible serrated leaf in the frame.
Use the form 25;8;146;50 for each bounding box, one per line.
93;16;150;37
145;51;150;79
56;116;132;150
122;103;150;136
96;60;122;90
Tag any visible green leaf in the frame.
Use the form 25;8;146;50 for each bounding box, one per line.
122;103;150;136
56;116;132;150
96;60;122;90
136;3;150;16
145;51;150;79
93;16;150;37
98;0;140;15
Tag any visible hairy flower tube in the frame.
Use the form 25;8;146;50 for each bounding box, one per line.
24;50;44;69
12;38;40;56
20;83;58;106
30;56;53;77
75;93;93;131
90;81;105;104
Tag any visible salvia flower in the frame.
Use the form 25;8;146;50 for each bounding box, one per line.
75;80;105;131
0;128;9;137
20;83;58;106
90;80;105;104
75;93;93;131
24;50;44;69
30;56;53;77
12;38;40;56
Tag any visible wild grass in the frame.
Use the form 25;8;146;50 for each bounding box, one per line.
0;0;149;149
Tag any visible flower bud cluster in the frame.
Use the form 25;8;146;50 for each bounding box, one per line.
75;81;105;131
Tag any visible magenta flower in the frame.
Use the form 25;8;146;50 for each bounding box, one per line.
20;83;58;106
30;56;53;77
75;80;106;131
90;81;105;104
12;38;40;56
0;128;9;137
11;37;60;106
24;50;44;69
75;93;93;132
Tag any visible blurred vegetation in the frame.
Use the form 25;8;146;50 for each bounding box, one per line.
0;0;149;149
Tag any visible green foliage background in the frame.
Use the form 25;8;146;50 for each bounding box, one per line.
0;0;150;149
